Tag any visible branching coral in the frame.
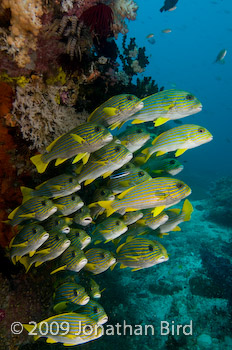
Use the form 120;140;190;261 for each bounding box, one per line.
12;77;88;151
2;0;43;68
110;0;138;37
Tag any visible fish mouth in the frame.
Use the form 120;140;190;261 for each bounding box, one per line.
110;257;116;265
81;217;92;226
98;316;108;325
63;239;71;247
105;134;114;142
93;293;101;298
80;296;90;305
42;233;49;239
79;258;88;267
62;226;70;234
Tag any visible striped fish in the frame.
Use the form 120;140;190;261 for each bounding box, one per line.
89;188;115;219
19;232;70;272
129;89;202;126
75;300;108;325
72;206;93;226
73;141;133;186
30;123;113;173
116;237;169;271
88;94;144;130
42;215;70;234
158;199;193;234
142;124;213;162
87;278;102;299
51;246;88;274
9;223;49;264
107;167;152;194
67;228;91;250
84;248;116;275
97;177;191;217
8;197;57;227
54;193;84;216
118;126;150;152
141;156;184;176
23;313;102;345
113;224;152;245
137;210;169;230
53;282;90;313
20;174;81;202
91;217;128;244
121;211;144;225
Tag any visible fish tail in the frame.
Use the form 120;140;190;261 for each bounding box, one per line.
20;186;34;201
19;256;32;273
30;154;49;173
182;199;193;221
97;200;116;217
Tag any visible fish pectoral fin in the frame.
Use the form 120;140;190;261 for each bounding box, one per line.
120;140;128;146
55;158;68;166
163;103;175;111
119;180;131;187
53;302;68;313
120;264;128;269
50;265;67;274
131;119;145;124
109;121;122;130
172;226;181;231
175;149;187;157
55;204;66;211
74;163;84;174
82;153;90;164
125;207;138;212
156;151;166;156
19;213;36;219
29;251;36;257
94;240;102;245
72;153;85;164
137;219;146;225
11;242;28;248
110;262;117;270
151;205;166;217
35;261;43;267
51;185;63;190
131;267;142;271
103;107;119;116
70;134;85;144
154;117;169;126
35;248;51;254
85;263;97;270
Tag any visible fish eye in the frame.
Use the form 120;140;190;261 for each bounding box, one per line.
75;231;80;237
32;228;37;234
125;164;130;169
185;94;194;100
73;289;78;296
71;195;76;201
148;244;154;252
55;219;59;225
71;251;76;257
176;182;184;189
115;220;120;226
93;306;98;313
85;326;92;332
68;177;73;183
169;160;175;164
198;127;205;133
114;146;121;152
100;253;106;259
95;126;101;132
138;171;144;177
41;200;46;206
56;235;59;241
127;95;133;100
136;128;143;133
100;190;106;196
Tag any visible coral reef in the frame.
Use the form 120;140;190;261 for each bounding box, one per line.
205;176;232;226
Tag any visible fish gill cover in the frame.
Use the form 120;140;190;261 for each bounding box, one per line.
0;0;231;349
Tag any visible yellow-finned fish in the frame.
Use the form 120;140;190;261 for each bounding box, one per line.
30;123;113;173
51;246;88;274
140;156;184;175
158;199;193;234
53;282;90;313
20;174;81;201
23;313;102;345
84;248;116;274
89;188;115;219
73;141;133;186
87;278;103;299
90;217;128;244
137;210;169;230
72;206;93;226
121;211;144;225
54;193;84;216
74;300;108;325
128;89;202;126
118;126;150;153
8;197;57;227
42;215;70;234
87;94;144;130
9;223;49;264
142;124;213;162
115;237;169;271
97;177;191;217
67;228;91;250
107;167;152;194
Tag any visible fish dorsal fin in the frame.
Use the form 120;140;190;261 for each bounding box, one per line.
175;149;187;157
117;186;135;199
154;117;169;127
103;107;119;116
46;134;63;152
151;205;166;217
116;242;126;254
